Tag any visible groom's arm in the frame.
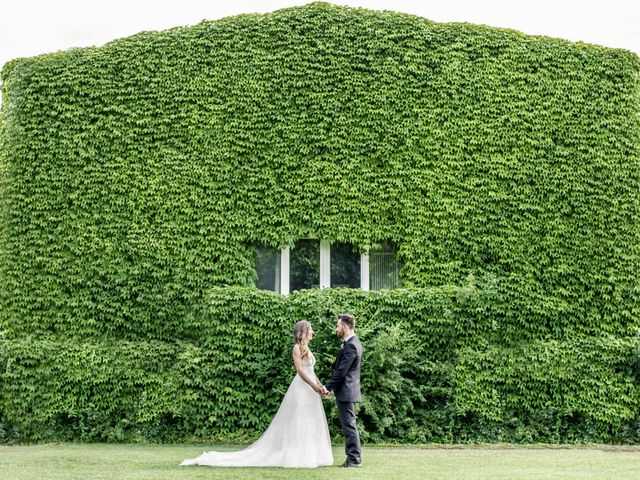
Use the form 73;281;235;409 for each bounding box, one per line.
324;343;357;393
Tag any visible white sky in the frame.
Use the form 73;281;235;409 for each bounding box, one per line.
1;0;639;72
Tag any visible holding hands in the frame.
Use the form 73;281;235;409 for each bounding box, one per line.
316;383;332;398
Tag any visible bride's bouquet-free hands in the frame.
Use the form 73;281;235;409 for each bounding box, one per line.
319;385;332;398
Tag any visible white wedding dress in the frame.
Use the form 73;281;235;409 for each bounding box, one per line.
180;350;334;468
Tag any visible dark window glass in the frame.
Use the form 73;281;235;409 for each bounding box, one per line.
331;242;360;288
290;239;320;292
255;246;281;292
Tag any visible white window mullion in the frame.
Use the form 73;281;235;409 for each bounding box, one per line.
280;246;290;295
320;240;330;289
360;253;369;291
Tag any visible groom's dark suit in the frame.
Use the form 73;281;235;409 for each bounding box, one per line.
325;335;363;465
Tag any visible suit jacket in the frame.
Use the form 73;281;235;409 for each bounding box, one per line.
325;335;363;402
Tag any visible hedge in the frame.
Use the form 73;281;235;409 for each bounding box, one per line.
1;287;638;443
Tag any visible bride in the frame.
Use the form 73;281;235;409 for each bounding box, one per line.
180;320;334;468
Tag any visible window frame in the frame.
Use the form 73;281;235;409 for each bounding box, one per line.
258;241;398;294
278;241;369;295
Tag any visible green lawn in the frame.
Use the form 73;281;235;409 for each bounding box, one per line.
1;443;639;480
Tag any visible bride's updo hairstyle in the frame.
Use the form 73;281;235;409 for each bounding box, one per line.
293;320;312;360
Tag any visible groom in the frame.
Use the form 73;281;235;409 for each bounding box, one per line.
322;313;363;468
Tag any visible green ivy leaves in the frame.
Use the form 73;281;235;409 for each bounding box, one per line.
0;287;638;443
0;2;639;444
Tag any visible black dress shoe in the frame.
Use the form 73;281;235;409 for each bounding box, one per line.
342;462;362;468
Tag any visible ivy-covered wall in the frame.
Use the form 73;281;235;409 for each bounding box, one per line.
1;2;639;335
1;2;639;443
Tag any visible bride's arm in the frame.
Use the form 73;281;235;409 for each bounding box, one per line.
292;345;323;393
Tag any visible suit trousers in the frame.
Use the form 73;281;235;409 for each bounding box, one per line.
336;400;361;464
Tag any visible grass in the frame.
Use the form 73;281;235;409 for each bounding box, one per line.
1;443;640;480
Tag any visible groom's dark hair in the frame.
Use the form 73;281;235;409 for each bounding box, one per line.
338;313;356;329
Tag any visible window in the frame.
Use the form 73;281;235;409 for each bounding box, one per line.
289;239;320;292
254;239;399;294
330;241;360;288
255;246;280;292
369;240;399;290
